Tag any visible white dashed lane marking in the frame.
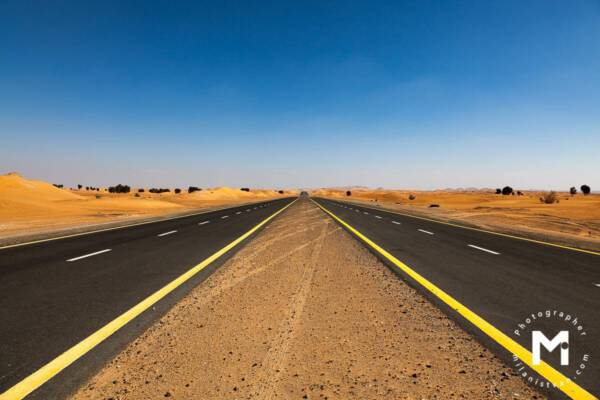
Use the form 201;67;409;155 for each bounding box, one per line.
221;215;229;219
375;215;382;219
198;221;210;225
468;244;500;255
67;249;112;262
158;230;177;237
418;229;434;235
391;221;401;225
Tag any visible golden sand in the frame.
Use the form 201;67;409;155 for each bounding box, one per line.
0;172;296;239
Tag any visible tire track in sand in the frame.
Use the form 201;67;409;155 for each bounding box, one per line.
190;226;339;309
249;221;330;400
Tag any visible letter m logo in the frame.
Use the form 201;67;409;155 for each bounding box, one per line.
532;331;569;366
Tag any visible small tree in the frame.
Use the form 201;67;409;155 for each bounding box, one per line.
174;188;181;194
517;191;523;196
188;186;201;193
346;190;352;196
570;187;577;195
150;188;170;193
495;188;502;194
240;188;250;192
108;184;130;194
138;188;145;193
77;184;82;190
278;190;284;194
502;186;513;195
581;185;591;195
409;194;416;200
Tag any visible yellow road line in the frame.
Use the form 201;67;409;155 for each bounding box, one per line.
323;198;599;256
0;198;297;400
0;198;291;251
312;199;596;400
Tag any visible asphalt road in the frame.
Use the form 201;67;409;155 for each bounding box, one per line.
0;197;295;399
313;197;600;399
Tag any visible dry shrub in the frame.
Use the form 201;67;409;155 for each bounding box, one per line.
540;191;558;204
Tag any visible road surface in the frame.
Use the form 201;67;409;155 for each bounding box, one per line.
0;197;295;399
313;197;600;399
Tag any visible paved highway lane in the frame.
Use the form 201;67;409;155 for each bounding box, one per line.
313;198;600;400
0;197;295;399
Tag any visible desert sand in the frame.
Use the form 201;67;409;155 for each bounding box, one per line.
311;188;600;251
71;199;542;400
0;172;296;243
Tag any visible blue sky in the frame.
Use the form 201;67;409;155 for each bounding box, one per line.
1;1;599;189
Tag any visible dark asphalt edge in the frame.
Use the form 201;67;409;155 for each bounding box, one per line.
328;197;600;254
312;198;564;400
26;198;298;400
0;198;289;249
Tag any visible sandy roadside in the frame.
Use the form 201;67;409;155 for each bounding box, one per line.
0;172;297;244
0;198;282;247
71;198;543;399
323;196;600;252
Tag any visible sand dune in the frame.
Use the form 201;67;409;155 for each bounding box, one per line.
0;172;84;202
0;173;295;241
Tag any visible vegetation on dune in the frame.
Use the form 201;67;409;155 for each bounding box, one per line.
188;186;201;193
581;185;591;195
240;187;250;192
570;187;577;195
174;188;181;194
502;186;513;195
149;188;170;194
346;190;352;196
108;184;131;194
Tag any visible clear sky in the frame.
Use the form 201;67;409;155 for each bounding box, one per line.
1;1;599;190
